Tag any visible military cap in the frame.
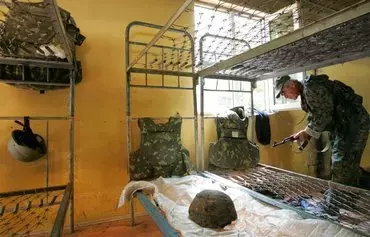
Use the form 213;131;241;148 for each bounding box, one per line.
275;75;291;99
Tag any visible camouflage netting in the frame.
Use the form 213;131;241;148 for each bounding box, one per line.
188;189;237;228
0;1;85;91
209;106;259;170
129;116;194;180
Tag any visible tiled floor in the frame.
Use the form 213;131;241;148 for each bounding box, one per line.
65;215;163;237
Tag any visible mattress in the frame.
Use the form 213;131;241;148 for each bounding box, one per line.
144;175;361;236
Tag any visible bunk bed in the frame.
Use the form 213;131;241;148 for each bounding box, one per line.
0;0;79;235
123;0;370;236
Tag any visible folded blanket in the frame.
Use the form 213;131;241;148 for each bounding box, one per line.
117;181;158;208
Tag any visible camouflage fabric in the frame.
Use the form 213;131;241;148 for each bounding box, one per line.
301;74;370;186
188;190;237;228
209;106;259;170
130;116;194;180
0;2;85;91
330;108;369;186
0;62;83;91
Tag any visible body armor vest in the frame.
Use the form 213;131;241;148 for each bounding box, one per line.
130;116;193;180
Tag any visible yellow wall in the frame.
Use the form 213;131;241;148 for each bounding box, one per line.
0;0;193;226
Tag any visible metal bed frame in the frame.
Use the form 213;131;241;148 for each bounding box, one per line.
0;0;76;235
125;21;199;230
126;0;370;236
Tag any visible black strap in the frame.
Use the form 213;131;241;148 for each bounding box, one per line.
255;110;271;145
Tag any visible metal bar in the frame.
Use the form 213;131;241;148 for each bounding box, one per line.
0;58;73;69
129;68;195;78
51;183;72;237
0;80;70;86
201;33;251;49
190;28;199;172
47;68;50;82
304;0;337;13
202;50;236;57
0;116;69;120
199;33;250;70
46;0;74;64
198;0;370;77
137;193;179;236
161;47;165;86
130;85;193;90
129;41;191;52
46;120;49;204
0;201;62;215
257;163;370;193
195;0;263;20
200;77;205;171
130;116;195;120
250;82;255;142
126;21;193;45
177;49;180;87
145;53;148;85
69;70;75;233
130;197;135;226
22;65;25;81
202;171;318;219
0;185;67;198
204;74;254;81
126;19;133;185
127;0;193;70
257;50;370;80
204;89;251;93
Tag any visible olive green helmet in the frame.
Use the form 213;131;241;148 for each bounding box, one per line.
188;190;237;228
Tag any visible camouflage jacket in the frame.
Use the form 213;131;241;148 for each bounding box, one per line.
301;74;366;139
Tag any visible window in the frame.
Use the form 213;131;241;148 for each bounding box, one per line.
194;3;304;115
200;79;253;115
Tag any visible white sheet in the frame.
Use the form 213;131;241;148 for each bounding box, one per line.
117;180;158;208
147;175;361;237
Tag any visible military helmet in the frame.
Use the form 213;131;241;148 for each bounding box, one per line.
188;190;237;228
7;117;46;162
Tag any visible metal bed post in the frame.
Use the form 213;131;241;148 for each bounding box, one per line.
125;21;135;227
69;69;76;233
200;77;205;170
250;81;255;143
125;20;198;227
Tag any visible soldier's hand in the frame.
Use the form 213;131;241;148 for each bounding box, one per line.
293;130;312;142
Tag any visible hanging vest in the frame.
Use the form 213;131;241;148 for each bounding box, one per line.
209;106;259;170
130;116;193;180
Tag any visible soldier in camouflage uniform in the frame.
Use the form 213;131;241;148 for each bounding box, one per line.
275;74;370;187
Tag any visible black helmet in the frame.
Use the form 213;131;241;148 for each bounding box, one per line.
7;117;46;162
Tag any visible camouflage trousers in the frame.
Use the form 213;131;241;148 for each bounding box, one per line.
323;107;369;216
330;106;369;186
